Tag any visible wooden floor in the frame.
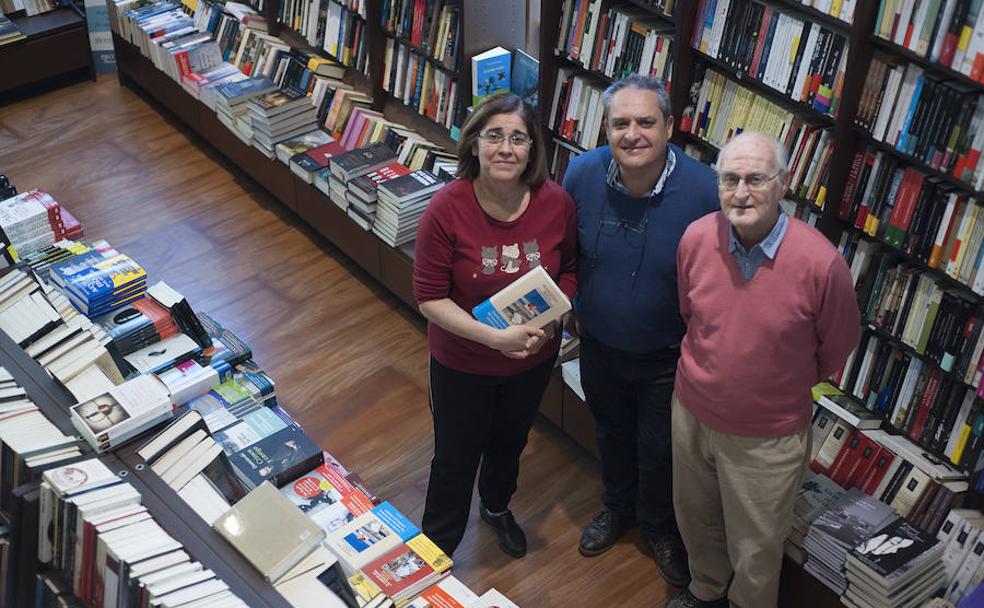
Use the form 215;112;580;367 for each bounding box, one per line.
0;76;682;607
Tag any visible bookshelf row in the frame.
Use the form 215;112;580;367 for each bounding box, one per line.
43;0;984;604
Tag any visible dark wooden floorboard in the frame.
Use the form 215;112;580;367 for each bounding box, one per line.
0;76;820;608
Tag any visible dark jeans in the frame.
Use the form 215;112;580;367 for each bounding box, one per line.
579;332;679;541
421;355;554;556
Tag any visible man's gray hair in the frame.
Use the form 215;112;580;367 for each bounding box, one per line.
715;131;790;178
602;74;672;122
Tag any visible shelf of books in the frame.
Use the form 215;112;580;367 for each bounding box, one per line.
378;0;463;149
0;2;94;98
106;0;462;313
0;179;522;607
535;1;984;604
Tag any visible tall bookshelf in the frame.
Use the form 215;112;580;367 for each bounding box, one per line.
537;0;984;603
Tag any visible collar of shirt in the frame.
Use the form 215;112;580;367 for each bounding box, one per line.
728;211;788;259
606;147;676;196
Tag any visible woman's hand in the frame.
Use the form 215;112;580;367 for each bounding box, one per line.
491;324;544;354
500;322;557;358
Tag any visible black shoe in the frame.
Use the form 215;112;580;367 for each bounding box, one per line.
578;509;629;557
649;533;691;588
479;504;527;558
665;589;729;608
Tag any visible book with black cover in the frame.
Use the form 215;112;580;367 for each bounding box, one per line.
329;142;397;182
230;424;323;489
847;518;942;587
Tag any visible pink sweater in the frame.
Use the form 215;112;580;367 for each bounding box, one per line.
675;212;861;437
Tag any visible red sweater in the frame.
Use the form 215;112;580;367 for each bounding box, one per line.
413;179;578;375
675;212;861;437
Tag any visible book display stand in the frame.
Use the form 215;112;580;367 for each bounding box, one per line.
1;3;95;100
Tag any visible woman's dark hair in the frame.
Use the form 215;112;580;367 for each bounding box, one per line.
455;93;548;188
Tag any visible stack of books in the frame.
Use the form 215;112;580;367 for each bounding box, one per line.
938;509;984;604
347;531;452;606
0;368;84;501
325;142;399;213
803;488;897;594
345;162;412;230
275;128;336;165
214;77;278;145
373;170;445;246
68;374;174;453
292;138;348;184
843;518;945;608
785;473;845;565
279;462;375;536
247;88;319;158
93;296;180;360
0;189;65;256
0;14;25;47
48;246;147;318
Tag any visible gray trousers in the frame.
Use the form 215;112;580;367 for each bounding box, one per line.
672;394;810;608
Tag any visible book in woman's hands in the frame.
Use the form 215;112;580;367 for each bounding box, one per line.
471;266;570;330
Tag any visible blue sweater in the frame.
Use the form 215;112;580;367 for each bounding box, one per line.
563;144;719;353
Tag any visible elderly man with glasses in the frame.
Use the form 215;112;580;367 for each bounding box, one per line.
668;131;860;608
561;74;719;587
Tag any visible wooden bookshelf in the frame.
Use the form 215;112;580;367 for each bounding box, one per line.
112;31;422;312
0;4;94;100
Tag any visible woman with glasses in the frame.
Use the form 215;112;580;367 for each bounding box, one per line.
412;93;577;558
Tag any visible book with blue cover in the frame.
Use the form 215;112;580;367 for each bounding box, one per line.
215;77;277;106
511;49;539;112
471;46;511;107
472;265;571;330
49;250;147;316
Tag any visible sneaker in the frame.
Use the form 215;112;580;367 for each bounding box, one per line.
479;504;527;558
649;533;691;587
578;509;630;557
665;589;729;608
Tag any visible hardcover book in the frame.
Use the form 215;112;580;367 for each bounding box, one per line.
213;481;326;583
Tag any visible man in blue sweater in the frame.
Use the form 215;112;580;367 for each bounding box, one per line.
562;74;719;588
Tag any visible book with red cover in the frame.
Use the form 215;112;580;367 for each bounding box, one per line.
829;431;864;487
290;140;349;182
858;447;896;496
348;163;412;203
843;434;882;490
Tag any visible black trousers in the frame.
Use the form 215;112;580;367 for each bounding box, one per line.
421;355;554;556
579;332;679;541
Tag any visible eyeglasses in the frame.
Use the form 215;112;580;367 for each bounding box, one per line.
717;171;781;191
588;190;663;281
478;129;533;147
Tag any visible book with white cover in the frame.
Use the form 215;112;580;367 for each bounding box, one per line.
69;374;173;452
471;265;571;330
467;588;520;608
